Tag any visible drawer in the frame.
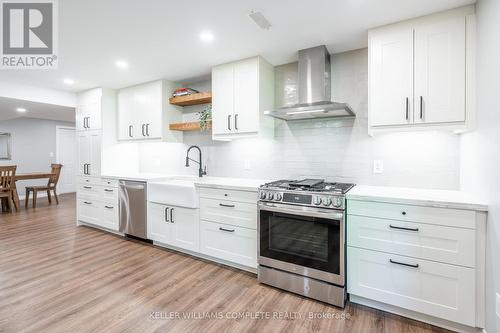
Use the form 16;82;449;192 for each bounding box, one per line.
347;215;476;267
199;220;257;268
199;187;257;204
102;186;119;203
347;247;475;326
101;202;119;231
200;198;257;229
78;176;101;185
348;200;476;229
101;178;119;188
77;199;101;225
78;183;103;201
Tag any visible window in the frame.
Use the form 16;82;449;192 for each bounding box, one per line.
0;133;12;160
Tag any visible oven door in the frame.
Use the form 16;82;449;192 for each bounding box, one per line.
258;202;344;286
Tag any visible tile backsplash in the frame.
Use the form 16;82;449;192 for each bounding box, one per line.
138;48;461;190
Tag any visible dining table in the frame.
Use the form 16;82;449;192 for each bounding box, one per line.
11;172;55;211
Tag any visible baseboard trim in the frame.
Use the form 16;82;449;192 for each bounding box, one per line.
349;295;483;333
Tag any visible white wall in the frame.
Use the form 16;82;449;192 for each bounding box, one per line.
139;48;461;189
0;117;75;192
460;0;500;331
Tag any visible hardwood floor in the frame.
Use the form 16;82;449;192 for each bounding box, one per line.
0;193;453;333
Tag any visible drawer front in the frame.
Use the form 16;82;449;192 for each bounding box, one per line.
347;247;475;326
199;220;257;268
347;215;476;267
101;178;119;188
348;200;476;229
199;187;257;204
78;176;101;185
102;186;119;203
78;199;101;225
200;198;257;229
78;184;103;201
101;202;119;231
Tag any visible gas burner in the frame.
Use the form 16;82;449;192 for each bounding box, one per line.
262;179;355;194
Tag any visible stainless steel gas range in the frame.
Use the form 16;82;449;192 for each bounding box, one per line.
257;179;355;308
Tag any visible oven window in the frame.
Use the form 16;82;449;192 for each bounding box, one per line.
260;210;340;274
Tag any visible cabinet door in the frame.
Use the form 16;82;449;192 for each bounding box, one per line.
212;63;234;135
233;58;259;134
370;28;414;126
77;132;90;176
117;89;138;140
170;206;199;252
86;100;102;130
101;202;119;231
414;17;466;124
139;81;163;139
88;131;102;177
147;202;173;244
76;104;87;131
78;199;101;225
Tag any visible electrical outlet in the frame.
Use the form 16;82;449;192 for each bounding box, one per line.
373;160;384;174
244;160;251;170
496;292;500;319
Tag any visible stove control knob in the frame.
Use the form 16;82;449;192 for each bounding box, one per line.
274;193;282;201
313;197;322;205
333;197;342;208
260;192;266;200
323;198;332;206
267;192;274;200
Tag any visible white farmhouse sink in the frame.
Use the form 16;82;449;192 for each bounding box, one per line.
148;178;199;208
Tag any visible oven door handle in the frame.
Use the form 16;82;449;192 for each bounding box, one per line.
258;202;344;220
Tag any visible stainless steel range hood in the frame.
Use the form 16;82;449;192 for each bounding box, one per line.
265;45;355;121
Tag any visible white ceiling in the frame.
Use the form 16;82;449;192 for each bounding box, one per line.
0;0;475;92
0;97;75;123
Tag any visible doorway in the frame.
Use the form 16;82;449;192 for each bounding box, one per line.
56;126;77;194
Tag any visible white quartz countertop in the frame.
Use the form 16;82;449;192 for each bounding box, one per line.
101;173;268;191
347;185;488;212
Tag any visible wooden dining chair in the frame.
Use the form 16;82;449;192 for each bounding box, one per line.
0;165;17;213
25;164;63;208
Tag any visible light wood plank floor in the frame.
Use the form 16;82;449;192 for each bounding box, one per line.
0;194;453;333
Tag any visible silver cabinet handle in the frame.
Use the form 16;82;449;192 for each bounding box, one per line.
170;208;174;223
405;97;409;120
83;186;92;189
104;189;113;192
146;124;150;136
129;125;133;137
228;115;231;131
219;203;235;208
419;96;424;119
104;205;114;209
219;227;235;233
141;124;145;136
87;117;90;129
83;201;92;205
87;164;91;175
164;207;169;222
389;224;419;232
389;259;419;268
235;114;238;130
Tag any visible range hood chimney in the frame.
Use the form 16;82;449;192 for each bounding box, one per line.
265;45;355;121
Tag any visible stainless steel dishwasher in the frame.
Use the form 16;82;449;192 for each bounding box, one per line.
119;180;147;239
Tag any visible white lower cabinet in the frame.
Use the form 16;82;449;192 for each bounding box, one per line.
78;199;101;225
199;220;257;268
347;247;475;326
148;202;199;252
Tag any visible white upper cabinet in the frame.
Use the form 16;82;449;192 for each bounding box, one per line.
211;56;274;140
369;28;414;126
368;6;474;133
76;89;103;131
414;16;466;124
117;80;182;142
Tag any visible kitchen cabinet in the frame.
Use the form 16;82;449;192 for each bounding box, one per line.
76;89;103;131
117;80;183;142
147;202;199;252
77;130;101;177
211;56;274;140
77;178;119;232
368;6;474;133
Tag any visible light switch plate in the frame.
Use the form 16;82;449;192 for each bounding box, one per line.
496;292;500;319
373;160;384;174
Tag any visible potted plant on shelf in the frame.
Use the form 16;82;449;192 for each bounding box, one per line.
197;104;212;131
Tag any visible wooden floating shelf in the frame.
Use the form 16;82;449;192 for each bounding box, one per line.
169;120;212;132
169;92;212;106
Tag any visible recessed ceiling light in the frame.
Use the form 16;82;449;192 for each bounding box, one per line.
115;60;129;69
16;107;26;113
63;78;75;85
199;31;214;43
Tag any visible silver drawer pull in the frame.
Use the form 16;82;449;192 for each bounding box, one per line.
83;201;92;205
219;227;235;233
83;186;92;189
219;203;235;208
104;205;114;209
389;259;419;268
104;189;114;192
389;225;419;232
